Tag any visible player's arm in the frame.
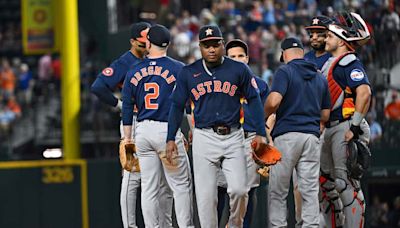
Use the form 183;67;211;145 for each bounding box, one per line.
167;68;190;142
264;68;288;119
122;72;135;142
241;65;266;150
320;77;331;134
259;79;274;145
344;65;371;141
166;68;190;164
91;77;121;108
91;62;126;109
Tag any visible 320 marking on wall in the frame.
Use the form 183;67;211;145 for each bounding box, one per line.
42;167;74;184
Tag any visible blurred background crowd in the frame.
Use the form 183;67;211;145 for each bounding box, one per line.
1;0;400;226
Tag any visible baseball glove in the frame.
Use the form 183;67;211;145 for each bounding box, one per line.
251;139;282;166
119;140;140;172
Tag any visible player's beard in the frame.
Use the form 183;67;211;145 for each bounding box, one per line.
312;42;326;52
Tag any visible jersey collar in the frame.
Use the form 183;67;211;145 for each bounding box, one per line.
202;57;224;76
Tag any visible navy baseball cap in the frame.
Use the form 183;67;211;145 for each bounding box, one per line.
280;37;304;62
225;39;248;55
305;15;333;30
147;24;170;47
199;25;223;42
130;22;151;42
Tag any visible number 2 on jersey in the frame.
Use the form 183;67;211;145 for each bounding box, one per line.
144;83;159;109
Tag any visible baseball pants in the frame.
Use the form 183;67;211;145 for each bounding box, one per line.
192;127;248;228
135;120;194;228
320;119;370;228
269;132;320;228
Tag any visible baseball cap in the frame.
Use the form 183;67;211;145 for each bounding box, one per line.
225;39;248;55
147;24;170;47
130;22;151;43
280;37;304;62
305;15;333;30
199;25;223;42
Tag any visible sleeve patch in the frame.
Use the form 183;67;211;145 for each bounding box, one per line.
251;77;258;89
350;69;364;81
102;67;114;76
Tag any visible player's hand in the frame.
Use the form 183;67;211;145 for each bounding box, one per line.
320;122;326;135
252;135;267;151
345;124;363;141
123;137;133;144
188;130;193;145
166;140;178;165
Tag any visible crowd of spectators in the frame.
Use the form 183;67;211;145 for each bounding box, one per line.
370;195;400;227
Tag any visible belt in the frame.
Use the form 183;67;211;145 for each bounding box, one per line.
206;124;240;135
325;118;350;128
244;131;256;139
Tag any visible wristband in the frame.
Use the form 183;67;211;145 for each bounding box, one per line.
351;111;363;126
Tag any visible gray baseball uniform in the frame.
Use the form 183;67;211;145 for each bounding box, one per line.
265;44;330;228
119;118;174;228
320;52;371;228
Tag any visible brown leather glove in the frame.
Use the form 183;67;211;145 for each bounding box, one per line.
119;140;140;172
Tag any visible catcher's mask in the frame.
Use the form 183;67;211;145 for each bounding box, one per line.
346;139;371;180
328;12;371;48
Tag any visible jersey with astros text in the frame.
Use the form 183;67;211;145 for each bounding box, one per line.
171;57;260;129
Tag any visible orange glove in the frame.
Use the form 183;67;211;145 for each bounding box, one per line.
251;139;282;166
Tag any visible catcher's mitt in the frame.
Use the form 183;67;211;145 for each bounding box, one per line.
119;140;140;172
251;139;282;166
346;139;371;180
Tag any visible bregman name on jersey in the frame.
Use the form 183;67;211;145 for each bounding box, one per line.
129;65;176;86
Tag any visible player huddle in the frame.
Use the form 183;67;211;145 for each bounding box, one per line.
91;11;372;228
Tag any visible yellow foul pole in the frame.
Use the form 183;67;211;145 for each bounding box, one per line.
60;0;80;159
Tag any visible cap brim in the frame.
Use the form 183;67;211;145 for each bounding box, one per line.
199;37;224;42
226;40;248;55
305;25;327;30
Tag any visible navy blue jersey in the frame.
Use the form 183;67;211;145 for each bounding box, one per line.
304;50;331;70
122;56;184;124
91;51;141;107
329;58;370;121
243;77;269;132
171;58;261;128
271;59;330;138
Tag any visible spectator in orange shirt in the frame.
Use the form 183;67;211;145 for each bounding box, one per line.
384;90;400;120
7;96;21;118
0;59;16;100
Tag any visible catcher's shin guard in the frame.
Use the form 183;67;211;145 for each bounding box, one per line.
335;176;365;228
320;174;345;228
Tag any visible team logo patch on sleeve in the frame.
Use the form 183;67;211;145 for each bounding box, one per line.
102;67;114;76
350;69;364;81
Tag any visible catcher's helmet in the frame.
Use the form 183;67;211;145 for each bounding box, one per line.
328;12;371;47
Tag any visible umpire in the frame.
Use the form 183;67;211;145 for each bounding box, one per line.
264;37;331;228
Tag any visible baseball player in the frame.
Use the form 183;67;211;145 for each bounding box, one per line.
216;39;270;228
304;15;333;70
320;12;371;228
295;15;333;227
264;37;331;228
166;25;267;228
122;24;194;228
91;22;173;228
